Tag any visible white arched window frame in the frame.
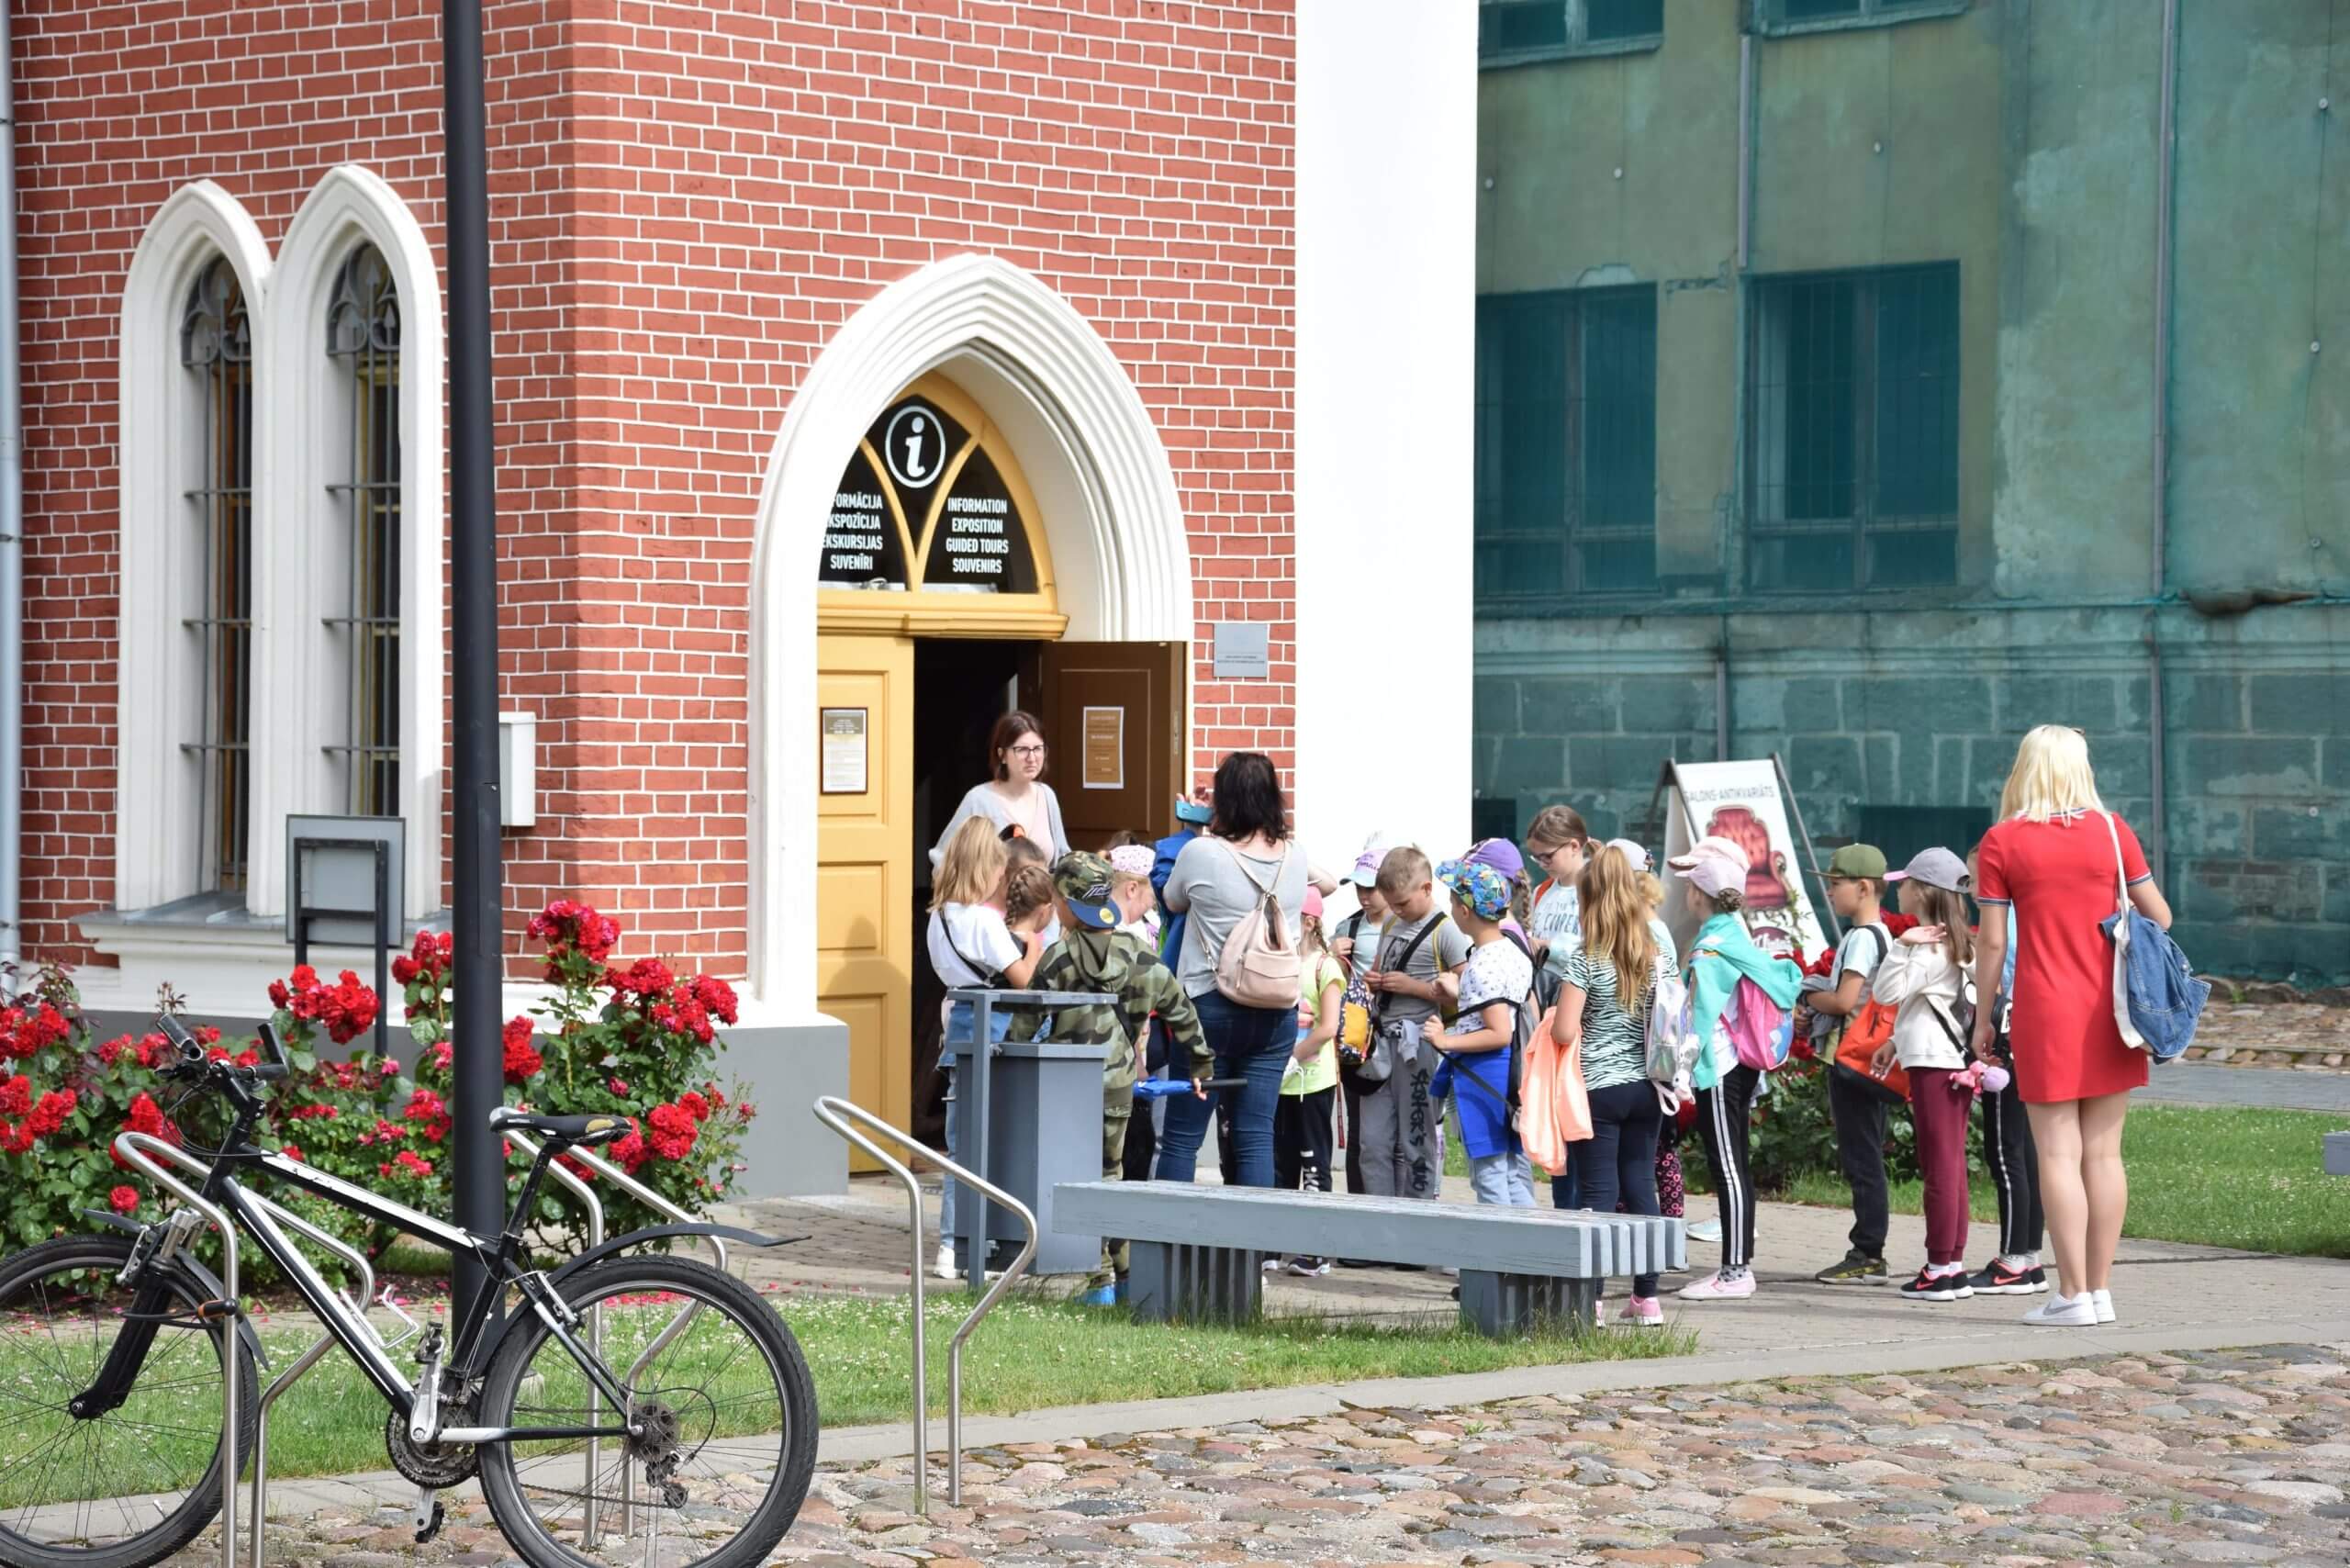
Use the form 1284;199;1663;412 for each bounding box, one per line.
114;183;274;913
252;165;444;922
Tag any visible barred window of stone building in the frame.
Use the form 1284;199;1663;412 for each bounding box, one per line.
323;244;403;816
1474;285;1659;600
179;255;254;895
1478;0;1662;65
1762;0;1963;31
1747;263;1959;591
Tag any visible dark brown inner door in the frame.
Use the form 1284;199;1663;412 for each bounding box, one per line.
1028;640;1188;850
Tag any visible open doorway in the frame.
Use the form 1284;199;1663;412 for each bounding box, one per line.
910;637;1043;1146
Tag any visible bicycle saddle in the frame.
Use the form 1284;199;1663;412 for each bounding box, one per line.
486;1106;628;1147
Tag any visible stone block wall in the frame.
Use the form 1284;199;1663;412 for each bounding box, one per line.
1472;610;2350;985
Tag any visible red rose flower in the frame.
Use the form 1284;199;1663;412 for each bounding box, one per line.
0;1075;28;1119
108;1185;140;1215
500;1016;543;1084
277;1144;303;1163
404;1088;452;1143
97;1035;132;1068
609;1126;649;1173
646;1102;698;1162
25;1090;77;1137
677;1091;710;1123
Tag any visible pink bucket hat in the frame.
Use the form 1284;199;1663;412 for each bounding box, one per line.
1666;834;1751;899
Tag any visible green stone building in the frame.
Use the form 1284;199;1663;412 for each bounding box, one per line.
1472;0;2349;982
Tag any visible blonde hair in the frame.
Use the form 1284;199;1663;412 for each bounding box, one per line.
1636;870;1664;912
932;818;1007;913
1999;724;2107;823
1002;863;1055;928
1373;845;1432;898
1577;845;1658;1011
1299;910;1327;960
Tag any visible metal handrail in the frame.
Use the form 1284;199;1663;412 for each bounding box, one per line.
811;1094;1038;1513
113;1130;241;1568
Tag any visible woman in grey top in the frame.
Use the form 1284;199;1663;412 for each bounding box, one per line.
1155;751;1308;1189
929;711;1069;868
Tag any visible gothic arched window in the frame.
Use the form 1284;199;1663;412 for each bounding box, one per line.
179;254;253;893
324;243;403;816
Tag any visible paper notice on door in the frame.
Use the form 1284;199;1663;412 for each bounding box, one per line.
820;708;868;795
1081;706;1125;790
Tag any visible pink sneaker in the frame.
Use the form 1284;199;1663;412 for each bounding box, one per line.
1617;1294;1664;1328
1677;1270;1756;1302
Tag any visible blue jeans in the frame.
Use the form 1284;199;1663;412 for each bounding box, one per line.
1156;991;1292;1188
1550;1160;1583;1209
1469;1150;1534;1207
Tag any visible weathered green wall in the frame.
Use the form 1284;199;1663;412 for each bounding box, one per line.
1474;0;2350;985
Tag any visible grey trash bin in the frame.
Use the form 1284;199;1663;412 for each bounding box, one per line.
942;988;1113;1284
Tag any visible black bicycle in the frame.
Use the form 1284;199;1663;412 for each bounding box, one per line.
0;1016;817;1568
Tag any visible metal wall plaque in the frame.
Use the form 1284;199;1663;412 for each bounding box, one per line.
1211;621;1270;679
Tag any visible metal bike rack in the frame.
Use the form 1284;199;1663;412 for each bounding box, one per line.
812;1095;1038;1514
113;1130;243;1568
503;1129;733;1547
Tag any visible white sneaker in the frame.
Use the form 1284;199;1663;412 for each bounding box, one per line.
1262;1255;1283;1272
934;1244;957;1280
1686;1219;1723;1244
2092;1288;2115;1324
2022;1292;2097;1327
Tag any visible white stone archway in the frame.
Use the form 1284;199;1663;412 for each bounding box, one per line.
745;253;1192;1004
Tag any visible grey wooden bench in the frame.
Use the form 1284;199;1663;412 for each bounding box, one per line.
2326;1131;2349;1177
1050;1181;1684;1336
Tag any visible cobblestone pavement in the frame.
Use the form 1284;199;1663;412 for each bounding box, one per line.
162;1343;2349;1566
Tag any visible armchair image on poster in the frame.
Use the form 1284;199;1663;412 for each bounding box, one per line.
1658;759;1830;963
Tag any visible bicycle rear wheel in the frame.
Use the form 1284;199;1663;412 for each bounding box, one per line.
476;1255;817;1568
0;1234;254;1568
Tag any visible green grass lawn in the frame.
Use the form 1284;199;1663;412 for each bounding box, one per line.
1776;1104;2350;1259
3;1292;1694;1501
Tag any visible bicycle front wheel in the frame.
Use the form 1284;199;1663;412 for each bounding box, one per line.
476;1255;817;1568
0;1233;254;1568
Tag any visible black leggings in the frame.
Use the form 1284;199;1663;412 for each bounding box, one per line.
1572;1081;1664;1297
1695;1064;1761;1271
1979;1069;2044;1257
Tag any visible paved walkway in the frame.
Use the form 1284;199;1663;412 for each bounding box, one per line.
161;1343;2350;1565
2138;1060;2350;1112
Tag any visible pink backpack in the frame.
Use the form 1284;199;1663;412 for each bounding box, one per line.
1725;974;1795;1073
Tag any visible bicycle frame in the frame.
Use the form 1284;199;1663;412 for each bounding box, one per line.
86;1103;636;1448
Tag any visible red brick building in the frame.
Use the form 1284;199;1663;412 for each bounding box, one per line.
7;1;1473;1192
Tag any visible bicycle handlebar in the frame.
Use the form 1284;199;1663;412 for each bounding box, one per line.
154;1014;289;1087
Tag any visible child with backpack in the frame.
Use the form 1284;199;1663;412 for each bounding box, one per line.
1801;845;1903;1286
1865;848;1981;1302
1670;834;1802;1302
1550;843;1677;1325
1964;840;2047;1296
924;818;1046;1279
1358;846;1472;1201
1002;852;1208;1305
1271;890;1348;1274
1426;858;1536;1208
1330;847;1390;1195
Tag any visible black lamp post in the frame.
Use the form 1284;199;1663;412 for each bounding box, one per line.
442;0;505;1320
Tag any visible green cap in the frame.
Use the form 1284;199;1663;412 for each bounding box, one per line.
1826;843;1887;880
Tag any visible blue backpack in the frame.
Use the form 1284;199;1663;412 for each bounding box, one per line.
2098;813;2210;1063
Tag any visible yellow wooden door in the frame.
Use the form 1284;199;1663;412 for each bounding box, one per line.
816;633;915;1157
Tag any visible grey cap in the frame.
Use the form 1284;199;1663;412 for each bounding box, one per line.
1886;846;1970;893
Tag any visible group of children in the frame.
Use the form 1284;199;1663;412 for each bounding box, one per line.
922;793;2040;1316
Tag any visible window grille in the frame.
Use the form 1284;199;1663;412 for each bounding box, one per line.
1474;286;1658;600
1746;263;1959;591
179;257;253;895
324;245;403;817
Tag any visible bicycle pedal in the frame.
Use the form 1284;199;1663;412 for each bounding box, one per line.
412;1497;445;1546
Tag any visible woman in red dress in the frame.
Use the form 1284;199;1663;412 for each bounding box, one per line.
1970;725;2174;1329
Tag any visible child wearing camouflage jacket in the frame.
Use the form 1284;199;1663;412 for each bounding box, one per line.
1004;852;1207;1303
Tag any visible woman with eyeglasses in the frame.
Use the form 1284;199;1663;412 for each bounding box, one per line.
930;710;1070;868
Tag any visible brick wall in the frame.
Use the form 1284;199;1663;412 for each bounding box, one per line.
13;0;1298;977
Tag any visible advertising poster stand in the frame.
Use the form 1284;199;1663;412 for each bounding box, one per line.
1651;755;1836;963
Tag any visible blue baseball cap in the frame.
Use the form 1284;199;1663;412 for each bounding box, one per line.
1052;852;1124;930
